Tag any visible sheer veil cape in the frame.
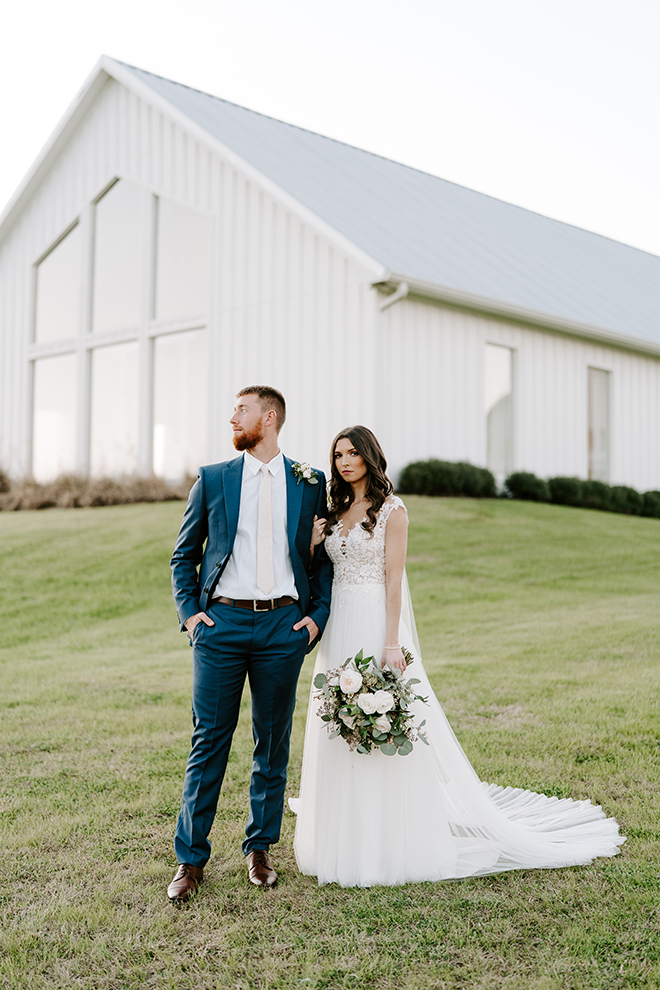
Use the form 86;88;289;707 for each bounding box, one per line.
401;568;421;658
290;497;624;887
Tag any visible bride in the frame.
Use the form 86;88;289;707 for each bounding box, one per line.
289;426;624;887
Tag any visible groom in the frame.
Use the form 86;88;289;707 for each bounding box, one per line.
167;386;332;901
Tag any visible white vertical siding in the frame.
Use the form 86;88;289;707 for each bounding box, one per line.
376;295;660;489
1;74;659;491
208;162;377;471
0;76;377;479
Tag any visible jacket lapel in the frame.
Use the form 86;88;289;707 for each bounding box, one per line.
222;455;244;546
285;456;304;560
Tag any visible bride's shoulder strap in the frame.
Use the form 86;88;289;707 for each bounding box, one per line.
379;495;408;526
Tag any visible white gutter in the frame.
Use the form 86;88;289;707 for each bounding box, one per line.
374;273;660;359
379;281;409;310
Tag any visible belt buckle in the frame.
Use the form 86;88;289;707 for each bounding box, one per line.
253;599;274;612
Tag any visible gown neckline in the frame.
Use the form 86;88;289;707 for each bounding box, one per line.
335;514;367;538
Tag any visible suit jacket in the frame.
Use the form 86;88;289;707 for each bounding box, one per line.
170;455;333;651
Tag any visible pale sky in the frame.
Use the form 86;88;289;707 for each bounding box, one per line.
1;0;659;256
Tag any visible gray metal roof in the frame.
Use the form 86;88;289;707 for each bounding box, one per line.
121;61;660;347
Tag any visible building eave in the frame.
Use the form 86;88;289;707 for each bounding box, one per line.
375;273;660;359
0;57;111;248
0;57;387;281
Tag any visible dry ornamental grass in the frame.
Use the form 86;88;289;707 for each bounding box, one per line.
0;472;194;511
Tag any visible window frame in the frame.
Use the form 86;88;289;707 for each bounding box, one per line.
28;178;212;479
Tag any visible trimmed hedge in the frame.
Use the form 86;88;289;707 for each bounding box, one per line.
642;491;660;519
610;485;643;516
398;459;496;499
504;472;550;502
580;480;612;512
503;469;659;519
548;476;583;507
397;460;659;519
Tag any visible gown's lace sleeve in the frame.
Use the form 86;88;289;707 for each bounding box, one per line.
378;495;408;529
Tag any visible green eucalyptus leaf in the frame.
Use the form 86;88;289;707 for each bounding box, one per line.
380;742;397;756
313;673;327;688
398;739;414;756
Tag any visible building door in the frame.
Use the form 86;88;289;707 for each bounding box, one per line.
588;367;610;482
485;343;513;479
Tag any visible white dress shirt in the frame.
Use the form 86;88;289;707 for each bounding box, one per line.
214;450;298;601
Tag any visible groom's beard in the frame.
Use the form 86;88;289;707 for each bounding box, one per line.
232;424;264;451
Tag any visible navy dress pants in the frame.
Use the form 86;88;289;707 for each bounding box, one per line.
174;600;310;867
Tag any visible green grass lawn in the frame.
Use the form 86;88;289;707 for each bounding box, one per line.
1;497;659;990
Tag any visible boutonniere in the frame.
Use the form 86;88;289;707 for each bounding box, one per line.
292;461;319;485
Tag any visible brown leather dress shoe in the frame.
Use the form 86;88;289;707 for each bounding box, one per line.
167;863;203;902
246;850;277;887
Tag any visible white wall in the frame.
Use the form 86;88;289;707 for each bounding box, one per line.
0;75;379;480
2;73;659;491
376;294;660;490
209;162;378;472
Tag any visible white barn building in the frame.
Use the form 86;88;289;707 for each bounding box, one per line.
1;56;659;487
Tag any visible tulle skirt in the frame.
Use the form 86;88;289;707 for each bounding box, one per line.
289;582;624;887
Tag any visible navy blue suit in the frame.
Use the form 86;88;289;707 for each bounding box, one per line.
170;455;332;865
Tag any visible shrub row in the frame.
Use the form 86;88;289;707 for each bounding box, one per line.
396;458;660;520
504;471;660;518
398;459;496;499
0;471;194;511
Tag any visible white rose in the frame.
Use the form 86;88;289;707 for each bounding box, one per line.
357;693;379;715
373;714;391;733
339;669;363;694
327;674;340;687
373;689;395;714
303;467;312;478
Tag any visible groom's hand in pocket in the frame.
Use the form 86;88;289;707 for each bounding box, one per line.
185;612;215;633
293;616;319;645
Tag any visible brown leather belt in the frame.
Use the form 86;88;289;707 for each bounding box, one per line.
213;596;297;612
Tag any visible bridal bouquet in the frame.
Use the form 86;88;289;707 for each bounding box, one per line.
314;649;429;755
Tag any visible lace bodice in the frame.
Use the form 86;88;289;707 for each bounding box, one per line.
325;496;407;590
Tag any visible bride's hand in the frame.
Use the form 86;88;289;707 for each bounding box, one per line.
310;515;327;548
381;646;406;673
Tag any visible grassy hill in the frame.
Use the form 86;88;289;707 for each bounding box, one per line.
1;497;659;990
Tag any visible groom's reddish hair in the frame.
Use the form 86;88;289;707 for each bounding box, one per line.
237;385;286;432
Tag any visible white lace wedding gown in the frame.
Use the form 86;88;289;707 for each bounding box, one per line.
289;496;624;887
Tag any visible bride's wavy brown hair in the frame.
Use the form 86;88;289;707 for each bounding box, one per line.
326;426;393;537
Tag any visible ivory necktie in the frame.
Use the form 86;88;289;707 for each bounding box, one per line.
257;463;275;596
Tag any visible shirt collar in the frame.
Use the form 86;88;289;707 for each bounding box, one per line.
243;450;284;477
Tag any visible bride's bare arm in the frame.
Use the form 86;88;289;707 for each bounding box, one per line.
383;505;408;672
309;514;326;561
